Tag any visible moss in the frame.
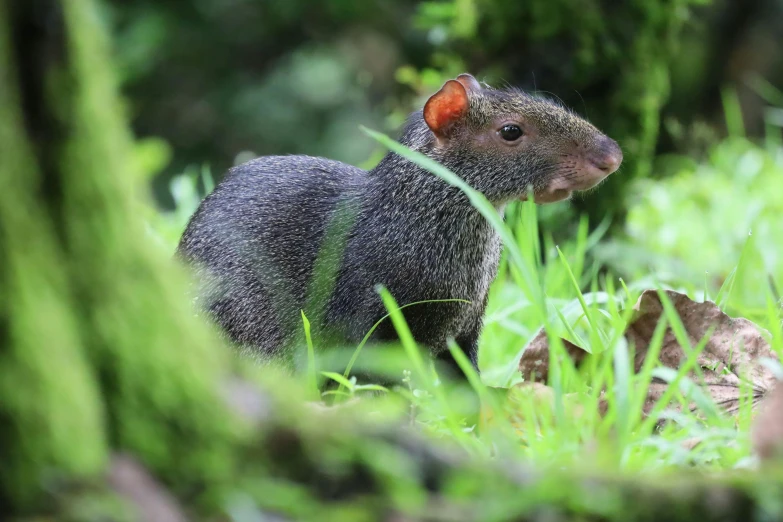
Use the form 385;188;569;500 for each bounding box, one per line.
0;0;108;511
424;0;708;224
0;0;245;512
56;0;242;502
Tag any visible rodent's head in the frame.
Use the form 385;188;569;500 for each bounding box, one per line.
420;73;622;204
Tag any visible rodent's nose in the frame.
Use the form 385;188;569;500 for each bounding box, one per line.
589;137;623;175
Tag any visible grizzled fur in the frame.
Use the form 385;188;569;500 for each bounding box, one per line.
177;76;619;375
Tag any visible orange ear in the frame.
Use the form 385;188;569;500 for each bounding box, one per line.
423;79;469;139
456;73;482;92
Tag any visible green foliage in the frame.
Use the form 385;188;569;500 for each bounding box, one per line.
146;165;214;252
408;0;710;223
601;129;783;314
108;0;726;230
61;0;241;501
0;1;108;508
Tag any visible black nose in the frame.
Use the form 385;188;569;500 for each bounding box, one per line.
589;136;623;174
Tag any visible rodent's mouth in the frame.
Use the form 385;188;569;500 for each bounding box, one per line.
531;157;620;205
531;189;572;203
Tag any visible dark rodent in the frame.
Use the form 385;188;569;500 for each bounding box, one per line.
176;73;622;378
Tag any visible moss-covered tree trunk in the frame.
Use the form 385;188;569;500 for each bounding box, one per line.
0;0;238;513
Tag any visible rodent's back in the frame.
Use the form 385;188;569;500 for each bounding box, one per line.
177;155;365;350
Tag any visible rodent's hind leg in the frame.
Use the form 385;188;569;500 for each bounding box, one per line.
433;331;478;384
207;293;286;356
433;333;482;424
431;310;480;384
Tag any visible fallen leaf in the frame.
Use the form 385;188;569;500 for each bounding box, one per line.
513;290;778;428
518;330;589;384
511;332;604;430
626;290;776;416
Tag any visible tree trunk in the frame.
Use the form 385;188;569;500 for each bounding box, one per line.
0;0;237;513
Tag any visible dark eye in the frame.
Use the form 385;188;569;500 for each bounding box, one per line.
499;124;523;141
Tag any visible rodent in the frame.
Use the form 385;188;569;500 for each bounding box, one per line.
176;73;622;380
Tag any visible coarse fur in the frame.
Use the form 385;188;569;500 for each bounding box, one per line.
177;74;622;378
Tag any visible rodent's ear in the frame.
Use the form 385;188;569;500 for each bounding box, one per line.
423;79;469;139
455;73;482;92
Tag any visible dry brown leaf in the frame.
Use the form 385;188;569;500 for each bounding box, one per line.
626;290;777;416
510;332;601;428
752;383;783;461
518;329;589;383
513;290;778;426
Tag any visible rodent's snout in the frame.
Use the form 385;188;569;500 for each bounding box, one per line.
588;136;623;175
534;134;623;204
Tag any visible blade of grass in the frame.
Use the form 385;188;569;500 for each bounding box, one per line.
377;286;479;453
584;213;613;251
520;193;542;274
613;337;632;449
446;338;520;446
341;298;470;380
320;371;354;390
716;232;754;310
301;310;318;400
703;271;709;302
619;277;634;309
714;267;737;308
200;163;214;194
554;306;588;349
746;73;783;107
627;314;668;429
376;286;428;382
446;338;487;400
656;288;706;383
556;246;603;349
638;327;715;434
571;215;589;285
722;86;746;138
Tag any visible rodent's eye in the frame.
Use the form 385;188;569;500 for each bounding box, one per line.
499;124;523;142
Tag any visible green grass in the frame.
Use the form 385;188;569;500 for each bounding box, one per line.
152;122;783;481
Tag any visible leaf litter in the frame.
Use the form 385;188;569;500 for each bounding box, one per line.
505;290;781;455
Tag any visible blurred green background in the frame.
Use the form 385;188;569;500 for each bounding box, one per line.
113;0;783;210
121;0;783;315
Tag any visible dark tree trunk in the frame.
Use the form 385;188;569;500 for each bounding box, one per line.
0;0;236;513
